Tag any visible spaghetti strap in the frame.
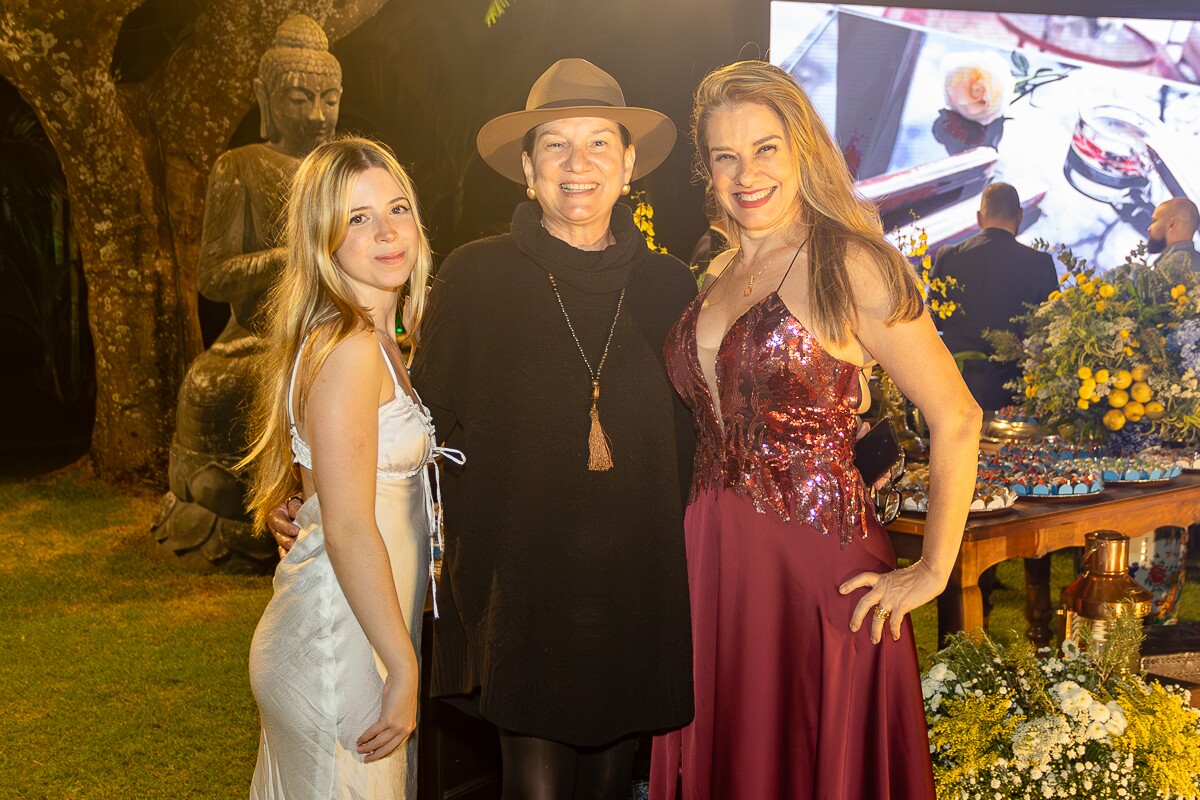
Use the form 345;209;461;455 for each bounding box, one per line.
287;340;307;428
377;341;403;390
775;236;809;292
702;248;740;294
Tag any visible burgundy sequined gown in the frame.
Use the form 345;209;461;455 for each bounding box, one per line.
650;289;935;800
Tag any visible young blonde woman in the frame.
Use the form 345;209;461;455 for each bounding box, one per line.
651;61;980;799
241;136;459;799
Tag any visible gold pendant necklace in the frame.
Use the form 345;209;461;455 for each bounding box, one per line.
742;238;809;297
548;274;626;471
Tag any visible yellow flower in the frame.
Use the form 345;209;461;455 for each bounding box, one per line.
1081;281;1096;295
1119;329;1130;339
1058;272;1069;284
1171;284;1186;299
1077;366;1092;380
1077;398;1090;410
1123;346;1134;356
1094;300;1108;312
1048;290;1062;301
1094;369;1110;383
1078;379;1096;399
1098;283;1115;298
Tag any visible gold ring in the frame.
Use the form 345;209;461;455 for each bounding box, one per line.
874;607;891;621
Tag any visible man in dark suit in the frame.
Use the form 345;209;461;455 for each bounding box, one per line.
929;182;1058;411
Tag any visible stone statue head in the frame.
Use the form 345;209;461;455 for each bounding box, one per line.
253;15;343;158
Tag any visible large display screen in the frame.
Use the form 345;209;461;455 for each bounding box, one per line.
770;4;1200;268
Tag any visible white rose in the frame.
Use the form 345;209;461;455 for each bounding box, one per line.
942;51;1014;125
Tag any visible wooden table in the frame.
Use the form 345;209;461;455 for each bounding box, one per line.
886;473;1200;648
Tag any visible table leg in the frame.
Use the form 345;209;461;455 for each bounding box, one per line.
1024;555;1053;650
937;566;984;647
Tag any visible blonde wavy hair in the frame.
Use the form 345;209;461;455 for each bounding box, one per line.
692;60;922;345
240;135;433;531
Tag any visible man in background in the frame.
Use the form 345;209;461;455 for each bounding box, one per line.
1148;197;1200;275
929;182;1058;411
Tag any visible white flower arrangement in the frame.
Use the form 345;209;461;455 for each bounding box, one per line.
923;622;1200;799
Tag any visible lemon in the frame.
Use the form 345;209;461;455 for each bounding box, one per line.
1078;379;1096;399
1103;408;1126;431
1145;401;1165;420
1077;399;1090;410
1111;369;1133;389
1108;388;1129;408
1077;366;1093;381
1130;381;1152;403
1094;369;1110;383
1123;401;1145;422
1130;365;1148;381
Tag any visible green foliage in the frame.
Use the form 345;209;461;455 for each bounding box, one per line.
484;0;513;26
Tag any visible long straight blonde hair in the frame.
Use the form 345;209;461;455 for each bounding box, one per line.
692;60;922;345
240;135;433;531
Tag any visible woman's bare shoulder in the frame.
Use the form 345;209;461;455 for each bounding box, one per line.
700;248;739;290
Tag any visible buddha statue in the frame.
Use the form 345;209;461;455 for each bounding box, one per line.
153;15;342;572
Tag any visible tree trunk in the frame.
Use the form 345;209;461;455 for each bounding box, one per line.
0;0;389;484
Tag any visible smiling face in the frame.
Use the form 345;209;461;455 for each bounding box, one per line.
520;116;635;247
704;102;804;239
333;167;419;308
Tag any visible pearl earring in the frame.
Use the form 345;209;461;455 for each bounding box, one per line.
526;187;537;200
620;184;631;196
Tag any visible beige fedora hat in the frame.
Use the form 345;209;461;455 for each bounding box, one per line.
477;58;677;184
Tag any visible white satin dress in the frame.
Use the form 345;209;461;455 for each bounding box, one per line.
248;342;462;800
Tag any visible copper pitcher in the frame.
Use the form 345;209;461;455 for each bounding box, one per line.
1060;530;1153;670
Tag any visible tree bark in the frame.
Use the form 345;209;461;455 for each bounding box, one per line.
0;0;388;483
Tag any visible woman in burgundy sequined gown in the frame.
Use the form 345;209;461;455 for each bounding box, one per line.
650;62;982;799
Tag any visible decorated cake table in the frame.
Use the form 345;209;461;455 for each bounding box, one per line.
886;472;1200;648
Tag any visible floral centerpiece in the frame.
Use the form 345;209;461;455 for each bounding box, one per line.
988;244;1200;446
923;616;1200;799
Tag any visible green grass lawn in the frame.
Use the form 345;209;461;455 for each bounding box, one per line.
1;472;1196;797
0;473;272;799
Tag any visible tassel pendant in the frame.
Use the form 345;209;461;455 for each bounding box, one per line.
586;379;613;471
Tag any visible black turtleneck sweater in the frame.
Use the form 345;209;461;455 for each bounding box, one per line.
412;202;697;745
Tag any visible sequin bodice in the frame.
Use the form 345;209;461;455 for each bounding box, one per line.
665;290;869;544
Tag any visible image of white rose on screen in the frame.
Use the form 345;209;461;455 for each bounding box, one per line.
941;50;1016;126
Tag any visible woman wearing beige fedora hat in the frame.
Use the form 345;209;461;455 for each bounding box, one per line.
411;58;697;798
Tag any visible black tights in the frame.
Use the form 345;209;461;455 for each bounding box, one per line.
499;730;638;800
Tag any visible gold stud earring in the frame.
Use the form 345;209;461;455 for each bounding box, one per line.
526;187;537;200
620;184;631;196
